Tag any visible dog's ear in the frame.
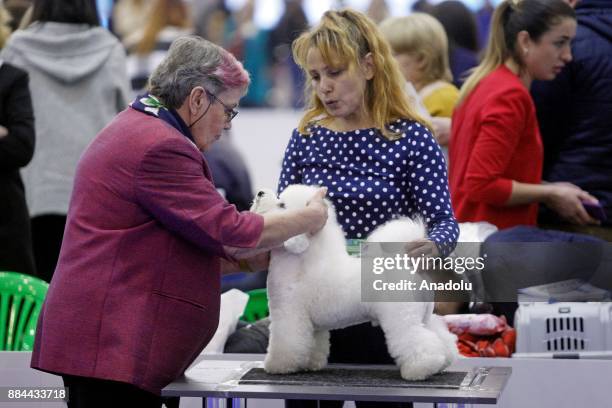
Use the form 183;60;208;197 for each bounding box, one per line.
283;234;310;254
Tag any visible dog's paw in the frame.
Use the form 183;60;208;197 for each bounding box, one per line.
306;350;328;371
305;356;327;372
400;353;447;381
264;356;300;374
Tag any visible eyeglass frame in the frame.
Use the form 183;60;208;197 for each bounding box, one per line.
205;89;239;122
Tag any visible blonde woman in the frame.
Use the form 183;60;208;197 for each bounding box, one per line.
0;5;10;48
380;13;459;145
380;13;458;118
449;0;599;230
278;8;459;408
126;0;192;93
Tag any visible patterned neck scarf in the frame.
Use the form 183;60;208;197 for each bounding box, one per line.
130;93;195;144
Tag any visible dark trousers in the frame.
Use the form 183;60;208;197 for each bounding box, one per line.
62;375;179;408
31;214;66;283
285;323;413;408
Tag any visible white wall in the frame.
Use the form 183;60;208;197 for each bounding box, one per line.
229;108;303;192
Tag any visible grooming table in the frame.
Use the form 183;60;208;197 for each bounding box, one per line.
162;354;511;407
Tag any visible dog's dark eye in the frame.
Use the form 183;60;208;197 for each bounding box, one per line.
278;202;286;209
257;191;265;197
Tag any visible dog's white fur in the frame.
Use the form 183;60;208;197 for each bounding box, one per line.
251;184;457;380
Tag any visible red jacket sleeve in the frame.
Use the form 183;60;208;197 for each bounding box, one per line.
464;87;531;205
134;138;264;256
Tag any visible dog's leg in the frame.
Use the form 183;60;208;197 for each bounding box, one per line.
264;309;315;374
374;303;449;380
425;314;458;369
305;329;330;371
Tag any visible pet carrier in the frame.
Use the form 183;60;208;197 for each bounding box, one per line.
514;302;612;357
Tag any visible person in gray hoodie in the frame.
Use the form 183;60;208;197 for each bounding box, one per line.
1;0;130;282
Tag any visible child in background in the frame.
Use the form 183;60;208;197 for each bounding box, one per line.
380;13;459;146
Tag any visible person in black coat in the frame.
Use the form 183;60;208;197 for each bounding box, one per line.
532;0;612;240
0;61;36;276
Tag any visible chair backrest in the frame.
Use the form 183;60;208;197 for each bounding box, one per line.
0;272;48;351
240;288;269;322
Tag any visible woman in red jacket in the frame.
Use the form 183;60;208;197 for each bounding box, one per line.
449;0;599;229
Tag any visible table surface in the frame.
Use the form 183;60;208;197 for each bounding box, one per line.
162;354;511;404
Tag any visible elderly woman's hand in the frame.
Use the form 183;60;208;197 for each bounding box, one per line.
239;187;329;257
305;187;329;234
0;125;8;139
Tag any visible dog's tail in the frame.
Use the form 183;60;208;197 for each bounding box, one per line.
365;216;426;243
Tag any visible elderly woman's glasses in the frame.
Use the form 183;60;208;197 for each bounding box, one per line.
206;90;239;122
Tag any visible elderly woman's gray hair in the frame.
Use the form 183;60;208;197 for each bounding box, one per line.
148;36;250;109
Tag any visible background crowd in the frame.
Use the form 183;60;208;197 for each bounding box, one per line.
0;0;609;292
0;0;496;284
0;0;610;406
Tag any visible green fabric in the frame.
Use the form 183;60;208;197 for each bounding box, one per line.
241;288;269;322
346;239;364;257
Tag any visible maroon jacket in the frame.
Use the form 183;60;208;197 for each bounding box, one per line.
31;107;264;394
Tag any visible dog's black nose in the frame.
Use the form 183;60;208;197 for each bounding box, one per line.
257;191;265;197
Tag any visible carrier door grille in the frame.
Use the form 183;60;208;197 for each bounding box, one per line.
545;317;585;351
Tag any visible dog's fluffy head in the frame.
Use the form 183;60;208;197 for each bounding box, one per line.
250;185;336;254
251;185;333;217
250;188;281;214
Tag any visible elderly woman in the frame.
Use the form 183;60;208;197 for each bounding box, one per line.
30;36;328;408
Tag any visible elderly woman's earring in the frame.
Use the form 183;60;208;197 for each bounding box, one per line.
523;48;529;56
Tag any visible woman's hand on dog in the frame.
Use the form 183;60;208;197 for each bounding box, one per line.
305;187;329;234
405;239;440;258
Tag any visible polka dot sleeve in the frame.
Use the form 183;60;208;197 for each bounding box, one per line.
276;122;459;257
405;125;459;256
278;129;304;194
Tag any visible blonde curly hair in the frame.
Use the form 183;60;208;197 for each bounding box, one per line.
0;6;13;49
292;8;429;140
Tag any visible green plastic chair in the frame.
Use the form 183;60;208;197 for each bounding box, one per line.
0;271;48;351
240;288;269;322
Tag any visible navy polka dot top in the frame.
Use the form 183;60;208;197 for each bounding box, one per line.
278;119;459;257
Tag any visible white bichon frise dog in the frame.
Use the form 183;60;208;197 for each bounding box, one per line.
251;184;457;380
